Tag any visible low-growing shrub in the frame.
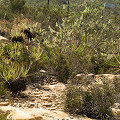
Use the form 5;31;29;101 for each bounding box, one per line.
0;110;11;120
56;54;72;83
64;85;84;114
64;79;120;119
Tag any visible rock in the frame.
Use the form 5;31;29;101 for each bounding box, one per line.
40;70;47;73
111;103;120;120
115;75;120;80
64;117;76;120
75;73;86;79
14;97;19;101
34;92;40;95
95;74;115;84
43;83;65;91
86;74;95;81
43;103;52;107
46;94;51;97
5;99;10;102
0;77;96;120
29;102;36;108
43;97;50;101
0;36;9;46
0;102;10;106
36;84;42;89
0;36;8;41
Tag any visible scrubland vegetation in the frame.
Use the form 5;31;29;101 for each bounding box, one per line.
0;0;120;119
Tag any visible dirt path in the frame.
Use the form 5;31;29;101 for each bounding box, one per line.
0;82;93;120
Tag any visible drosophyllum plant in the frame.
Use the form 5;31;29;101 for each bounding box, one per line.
0;41;43;81
0;62;32;81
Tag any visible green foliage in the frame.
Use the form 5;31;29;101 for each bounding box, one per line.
9;0;26;13
65;79;119;119
0;0;120;96
0;82;7;97
56;54;72;83
0;42;43;80
0;111;8;120
65;85;84;113
0;43;30;80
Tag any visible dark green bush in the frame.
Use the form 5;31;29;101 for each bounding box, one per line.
64;85;84;113
56;54;72;83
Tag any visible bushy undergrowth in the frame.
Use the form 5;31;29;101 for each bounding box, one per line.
64;79;120;119
56;54;72;83
0;81;7;97
0;112;7;120
0;110;11;120
0;1;120;96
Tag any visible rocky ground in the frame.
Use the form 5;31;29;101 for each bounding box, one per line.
0;71;93;120
1;72;120;120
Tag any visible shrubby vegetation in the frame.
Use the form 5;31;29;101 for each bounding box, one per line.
0;0;120;119
0;111;8;120
64;79;120;119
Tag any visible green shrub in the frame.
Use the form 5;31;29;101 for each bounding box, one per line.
0;82;7;97
64;85;84;113
0;110;10;120
64;79;119;119
56;54;72;83
0;36;43;83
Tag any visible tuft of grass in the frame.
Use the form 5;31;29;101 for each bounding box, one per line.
0;110;11;120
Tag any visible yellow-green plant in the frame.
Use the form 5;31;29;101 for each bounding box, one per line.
0;62;33;80
0;41;43;81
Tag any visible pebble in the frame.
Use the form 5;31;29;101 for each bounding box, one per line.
0;102;10;106
50;107;56;110
40;70;46;73
34;92;40;95
5;82;69;118
29;102;36;108
14;98;19;100
35;88;40;92
30;98;36;101
46;94;50;97
43;103;52;107
5;99;10;102
43;97;49;100
35;95;41;98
